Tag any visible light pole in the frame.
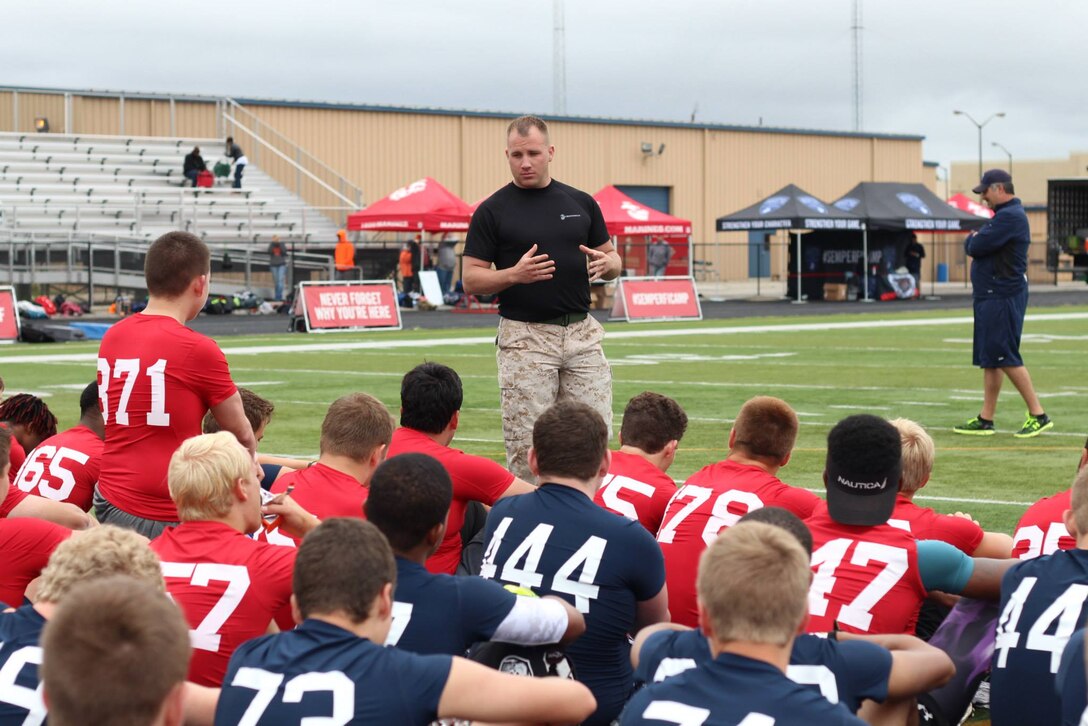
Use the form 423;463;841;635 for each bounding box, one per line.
991;141;1013;177
953;110;1005;180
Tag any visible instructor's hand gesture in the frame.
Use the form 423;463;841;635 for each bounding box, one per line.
580;244;618;282
510;243;555;284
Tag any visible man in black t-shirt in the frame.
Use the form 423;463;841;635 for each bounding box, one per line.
463;115;622;480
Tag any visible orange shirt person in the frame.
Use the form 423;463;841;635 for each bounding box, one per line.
334;230;355;280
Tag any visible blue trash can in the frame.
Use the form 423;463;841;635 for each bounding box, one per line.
937;263;949;282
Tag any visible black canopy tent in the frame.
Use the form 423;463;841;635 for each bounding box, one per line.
832;182;989;232
716;184;865;302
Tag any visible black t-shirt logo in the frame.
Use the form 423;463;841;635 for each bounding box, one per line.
560;214;582;221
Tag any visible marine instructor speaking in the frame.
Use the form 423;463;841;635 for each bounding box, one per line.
463;115;621;480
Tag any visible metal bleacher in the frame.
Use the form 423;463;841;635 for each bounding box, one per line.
0;131;342;245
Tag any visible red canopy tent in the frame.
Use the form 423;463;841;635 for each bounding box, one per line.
946;193;994;219
592;186;693;277
346;177;473;232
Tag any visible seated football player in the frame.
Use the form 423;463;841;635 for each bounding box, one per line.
150;432;295;686
989;462;1088;726
658;395;819;627
262;392;394;547
807;414;1015;637
632;506;954;725
202;387;307;489
14;382;104;512
364;452;584;655
620;521;866;725
387;362;534;573
41;576;192;726
594;391;687;533
479;400;668;726
0;426;72;607
215;518;597;725
889;418;1013;557
0;525;164;724
1010;433;1086;559
1057;626;1088;726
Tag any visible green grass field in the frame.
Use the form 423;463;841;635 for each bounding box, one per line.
3;304;1087;536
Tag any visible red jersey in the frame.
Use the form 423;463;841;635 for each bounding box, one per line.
387;427;515;575
13;425;103;511
1012;488;1074;560
656;459;820;627
888;495;984;554
593;450;676;533
151;521;295;686
805;501;927;635
0;517;71;606
260;463;369;548
6;436;24;486
97;314;238;521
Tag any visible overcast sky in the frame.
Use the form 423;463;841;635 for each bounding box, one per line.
4;0;1086;173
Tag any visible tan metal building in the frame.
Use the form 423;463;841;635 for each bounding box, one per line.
2;84;940;281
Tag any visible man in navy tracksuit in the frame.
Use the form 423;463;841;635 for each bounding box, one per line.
954;169;1052;438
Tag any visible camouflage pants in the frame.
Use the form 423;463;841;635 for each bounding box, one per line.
496;316;613;481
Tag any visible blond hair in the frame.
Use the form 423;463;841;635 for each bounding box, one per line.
36;525;164;603
889;418;935;494
168;432;251;521
697;521;810;646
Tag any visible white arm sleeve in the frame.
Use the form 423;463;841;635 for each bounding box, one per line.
489;597;570;646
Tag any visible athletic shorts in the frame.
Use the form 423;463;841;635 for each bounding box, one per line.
972;289;1027;368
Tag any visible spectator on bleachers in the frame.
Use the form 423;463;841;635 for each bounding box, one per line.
268;235;287;300
0;525;164;724
95;231;256;538
387;362;533;574
657;396;818;627
13;382;104;512
183;146;205;188
225;137;247;189
41;576;193;726
889;417;1013;558
150;431;296;686
620;522;866;725
334;229;355;280
594;391;687;534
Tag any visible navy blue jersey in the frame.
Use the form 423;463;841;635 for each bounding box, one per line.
635;629;891;713
216;618;451;725
480;483;666;726
621;652;867;725
0;604;46;725
991;548;1088;726
389;556;517;656
1057;627;1087;726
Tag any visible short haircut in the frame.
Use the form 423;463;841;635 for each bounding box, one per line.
0;393;58;442
697;521;810;646
167;432;252;521
78;382;99;417
619;392;688;454
36;525;164;603
732;396;798;461
41;576;190;726
319;393;394;460
889;418;935;494
144;231;211;299
0;423;11;470
996;182;1016;194
293;519;396;624
399;362;463;434
532;401;608;481
507;115;549;141
1069;464;1088;535
202;388;274;435
738;506;813;556
365;453;453;552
